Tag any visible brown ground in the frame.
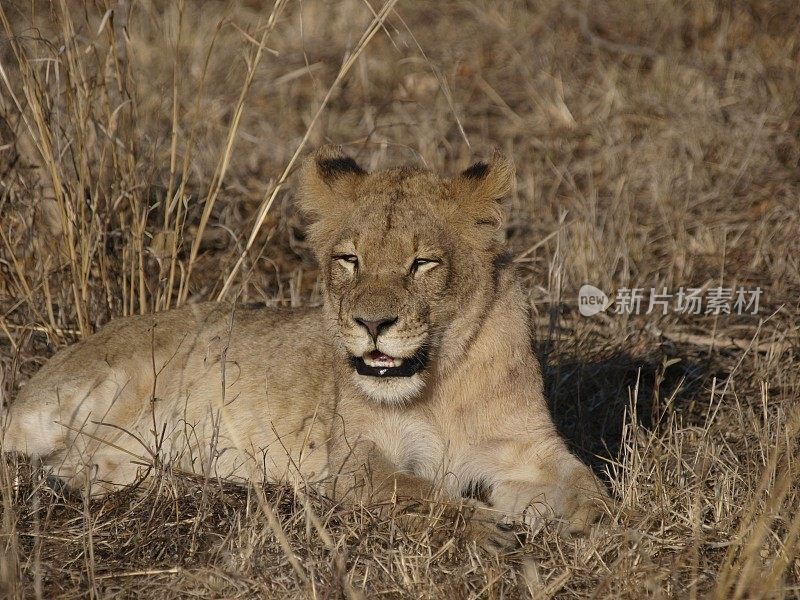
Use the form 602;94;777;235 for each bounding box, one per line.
0;1;798;598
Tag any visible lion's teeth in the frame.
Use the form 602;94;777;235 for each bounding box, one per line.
363;354;403;368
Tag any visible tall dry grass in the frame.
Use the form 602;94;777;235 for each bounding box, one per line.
0;0;798;597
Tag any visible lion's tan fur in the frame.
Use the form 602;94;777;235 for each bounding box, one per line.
2;148;608;542
2;303;333;491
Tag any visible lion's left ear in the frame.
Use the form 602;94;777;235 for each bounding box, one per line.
453;149;515;229
296;146;367;221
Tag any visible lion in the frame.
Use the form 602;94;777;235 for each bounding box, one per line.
2;147;610;547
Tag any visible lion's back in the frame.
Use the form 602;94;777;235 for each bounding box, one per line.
3;301;334;488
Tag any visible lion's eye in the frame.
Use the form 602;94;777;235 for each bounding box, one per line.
334;255;359;273
410;258;440;276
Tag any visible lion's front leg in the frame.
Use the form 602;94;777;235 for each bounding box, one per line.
475;438;612;535
327;439;435;505
327;440;519;549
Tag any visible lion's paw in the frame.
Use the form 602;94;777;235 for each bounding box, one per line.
559;468;614;536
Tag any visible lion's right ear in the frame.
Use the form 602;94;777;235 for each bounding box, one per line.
452;149;514;231
296;146;367;220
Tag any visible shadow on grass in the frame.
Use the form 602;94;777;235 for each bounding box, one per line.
542;345;711;477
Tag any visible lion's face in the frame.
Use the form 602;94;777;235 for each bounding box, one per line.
297;148;514;404
323;177;456;404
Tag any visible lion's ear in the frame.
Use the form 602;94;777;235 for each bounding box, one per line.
296;146;367;220
454;149;514;230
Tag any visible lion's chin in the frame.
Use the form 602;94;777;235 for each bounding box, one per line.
351;373;426;405
344;344;430;404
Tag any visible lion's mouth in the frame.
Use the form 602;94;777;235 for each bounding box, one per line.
351;348;428;378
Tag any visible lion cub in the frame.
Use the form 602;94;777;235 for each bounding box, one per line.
2;147;609;546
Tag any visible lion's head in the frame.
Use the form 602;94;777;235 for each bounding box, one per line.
297;147;515;404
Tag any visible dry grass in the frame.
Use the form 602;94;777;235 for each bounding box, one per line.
0;0;798;597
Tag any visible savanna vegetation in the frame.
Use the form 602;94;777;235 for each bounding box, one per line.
0;1;798;597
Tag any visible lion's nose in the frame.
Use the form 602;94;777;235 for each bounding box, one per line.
354;316;398;341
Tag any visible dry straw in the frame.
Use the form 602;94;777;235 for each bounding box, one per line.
0;0;798;598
